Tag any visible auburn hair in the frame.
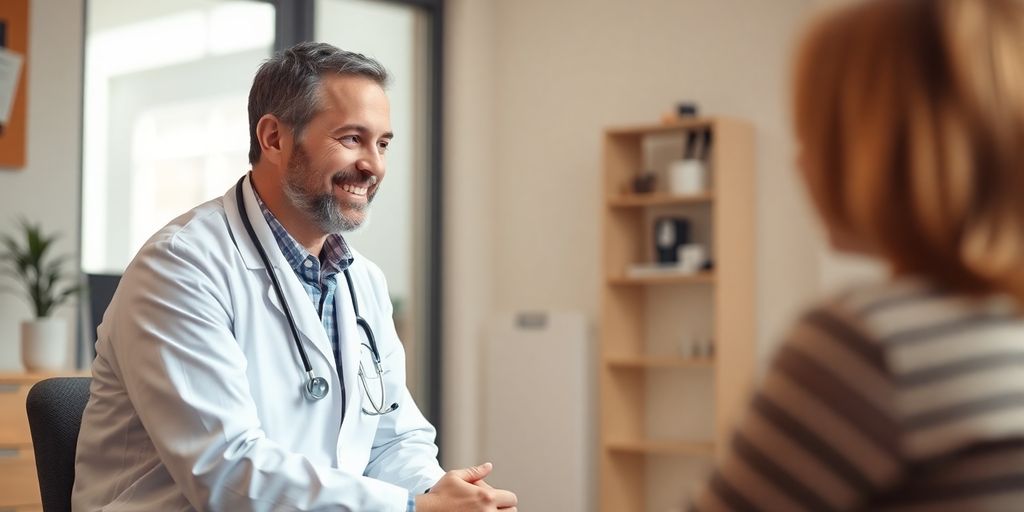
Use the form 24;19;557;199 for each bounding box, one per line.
793;0;1024;299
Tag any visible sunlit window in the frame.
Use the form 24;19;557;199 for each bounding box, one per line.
82;1;274;273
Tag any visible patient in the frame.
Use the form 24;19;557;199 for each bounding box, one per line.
693;0;1024;510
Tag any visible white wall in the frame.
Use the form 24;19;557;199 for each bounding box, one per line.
0;0;84;371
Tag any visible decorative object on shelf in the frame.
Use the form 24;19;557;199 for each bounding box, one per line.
0;219;80;371
667;129;714;195
677;102;698;117
677;243;707;273
677;334;715;361
632;171;657;194
667;158;707;195
654;216;690;264
660;101;699;124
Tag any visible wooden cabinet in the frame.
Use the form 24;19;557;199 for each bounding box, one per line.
0;372;83;512
599;119;756;511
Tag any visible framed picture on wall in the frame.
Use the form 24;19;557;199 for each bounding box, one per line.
0;0;28;169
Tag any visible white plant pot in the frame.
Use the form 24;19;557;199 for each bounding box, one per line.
21;317;68;372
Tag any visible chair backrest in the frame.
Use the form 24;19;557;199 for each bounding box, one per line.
25;377;92;512
85;273;121;358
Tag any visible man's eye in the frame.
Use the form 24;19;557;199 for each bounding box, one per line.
378;140;391;153
338;135;359;145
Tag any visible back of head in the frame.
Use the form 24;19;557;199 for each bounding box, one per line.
247;42;389;165
793;0;1024;300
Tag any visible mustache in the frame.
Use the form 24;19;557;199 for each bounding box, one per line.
331;171;378;187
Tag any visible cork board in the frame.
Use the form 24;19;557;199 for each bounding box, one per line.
0;0;28;169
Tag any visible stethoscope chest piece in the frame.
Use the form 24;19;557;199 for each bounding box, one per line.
304;374;330;401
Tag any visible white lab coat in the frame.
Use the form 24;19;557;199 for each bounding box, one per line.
72;176;444;512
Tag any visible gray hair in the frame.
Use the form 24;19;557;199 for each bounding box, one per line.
247;42;389;164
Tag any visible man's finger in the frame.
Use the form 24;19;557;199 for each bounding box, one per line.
450;462;493;483
492;489;518;508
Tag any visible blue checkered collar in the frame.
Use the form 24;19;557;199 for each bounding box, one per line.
250;185;353;277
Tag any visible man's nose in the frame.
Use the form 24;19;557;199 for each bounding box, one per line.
356;149;384;177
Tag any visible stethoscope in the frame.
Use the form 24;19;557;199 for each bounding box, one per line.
235;175;399;416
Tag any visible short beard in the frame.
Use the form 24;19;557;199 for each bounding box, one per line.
282;145;374;234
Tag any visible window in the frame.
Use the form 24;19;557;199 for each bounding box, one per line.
82;0;274;272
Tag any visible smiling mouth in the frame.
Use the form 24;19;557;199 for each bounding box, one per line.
333;174;377;198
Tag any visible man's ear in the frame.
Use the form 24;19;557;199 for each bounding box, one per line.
255;114;289;167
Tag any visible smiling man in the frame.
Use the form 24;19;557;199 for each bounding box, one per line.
72;42;517;512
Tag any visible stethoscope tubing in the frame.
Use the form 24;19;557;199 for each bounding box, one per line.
235;174;394;414
236;176;315;375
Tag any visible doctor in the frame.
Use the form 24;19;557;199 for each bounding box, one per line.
72;42;517;512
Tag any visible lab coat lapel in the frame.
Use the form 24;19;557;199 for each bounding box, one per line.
228;175;338;370
264;276;338;373
225;174;273;271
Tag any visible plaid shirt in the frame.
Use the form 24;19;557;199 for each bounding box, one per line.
253;192;352;372
253;190;419;512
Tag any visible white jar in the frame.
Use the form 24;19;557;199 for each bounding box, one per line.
667;158;707;195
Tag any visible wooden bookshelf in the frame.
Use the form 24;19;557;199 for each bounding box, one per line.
599;118;756;512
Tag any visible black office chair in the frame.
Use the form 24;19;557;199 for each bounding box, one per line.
84;273;121;361
25;377;92;512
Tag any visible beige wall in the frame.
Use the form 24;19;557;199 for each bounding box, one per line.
442;0;498;469
0;0;84;370
442;0;826;466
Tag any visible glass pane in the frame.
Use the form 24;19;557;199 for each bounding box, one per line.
82;0;275;273
314;0;434;408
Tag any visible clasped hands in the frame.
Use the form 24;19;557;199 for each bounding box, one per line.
415;462;518;512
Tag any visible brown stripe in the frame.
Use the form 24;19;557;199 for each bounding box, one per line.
731;432;837;512
752;395;877;494
707;472;763;512
905;438;1024;484
774;346;901;457
803;308;886;370
879;473;1024;505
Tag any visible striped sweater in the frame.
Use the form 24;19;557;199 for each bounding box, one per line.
693;278;1024;511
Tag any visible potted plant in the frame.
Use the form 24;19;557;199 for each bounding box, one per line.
0;219;80;371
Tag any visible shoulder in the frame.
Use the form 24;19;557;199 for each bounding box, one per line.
791;277;942;352
123;197;236;291
151;197;231;256
813;277;1018;353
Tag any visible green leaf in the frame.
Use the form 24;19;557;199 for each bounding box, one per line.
0;219;79;318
